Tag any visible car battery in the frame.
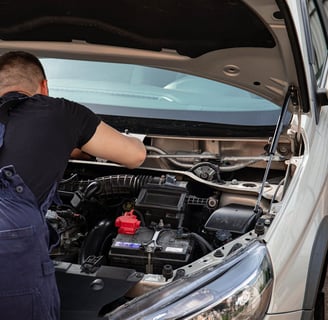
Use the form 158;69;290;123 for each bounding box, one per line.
109;227;194;274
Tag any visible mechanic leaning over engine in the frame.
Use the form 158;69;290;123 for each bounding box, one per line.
0;51;146;320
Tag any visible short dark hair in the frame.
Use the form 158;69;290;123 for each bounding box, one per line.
0;51;46;79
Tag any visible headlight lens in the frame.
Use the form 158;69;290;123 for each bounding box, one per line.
107;241;273;320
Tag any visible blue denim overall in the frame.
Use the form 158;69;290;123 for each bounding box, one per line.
0;95;60;319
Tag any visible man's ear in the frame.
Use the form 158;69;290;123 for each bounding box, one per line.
39;79;49;96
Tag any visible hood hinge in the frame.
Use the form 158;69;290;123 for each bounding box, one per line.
290;85;299;107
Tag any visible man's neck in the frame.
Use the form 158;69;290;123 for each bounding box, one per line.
0;87;34;97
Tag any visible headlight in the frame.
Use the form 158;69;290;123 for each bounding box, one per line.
107;241;273;320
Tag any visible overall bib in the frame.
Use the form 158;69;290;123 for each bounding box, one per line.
0;94;60;320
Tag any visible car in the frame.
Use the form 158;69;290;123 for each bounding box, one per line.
0;0;328;319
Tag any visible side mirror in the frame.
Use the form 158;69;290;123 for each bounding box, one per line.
315;87;328;124
316;87;328;107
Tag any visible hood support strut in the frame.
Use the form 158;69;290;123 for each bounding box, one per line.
254;85;298;216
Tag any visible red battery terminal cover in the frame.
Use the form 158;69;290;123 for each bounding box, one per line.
115;209;141;234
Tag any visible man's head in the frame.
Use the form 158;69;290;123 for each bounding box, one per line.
0;51;48;96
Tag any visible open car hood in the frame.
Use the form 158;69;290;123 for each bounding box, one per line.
0;0;301;109
0;2;316;318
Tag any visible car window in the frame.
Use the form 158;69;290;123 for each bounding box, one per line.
42;58;281;126
322;0;328;20
307;0;328;79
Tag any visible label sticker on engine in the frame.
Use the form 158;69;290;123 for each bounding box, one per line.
114;241;140;249
165;246;184;253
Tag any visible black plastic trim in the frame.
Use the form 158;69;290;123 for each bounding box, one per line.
301;216;328;320
99;114;281;138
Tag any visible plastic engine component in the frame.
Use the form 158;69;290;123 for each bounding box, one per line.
204;204;257;234
115;210;141;235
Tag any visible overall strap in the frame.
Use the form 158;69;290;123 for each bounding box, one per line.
0;95;29;124
0;94;29;148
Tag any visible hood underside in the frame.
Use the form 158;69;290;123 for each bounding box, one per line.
0;1;276;57
0;0;300;108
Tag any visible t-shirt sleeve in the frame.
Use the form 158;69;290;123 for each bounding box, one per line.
59;98;101;148
76;105;101;148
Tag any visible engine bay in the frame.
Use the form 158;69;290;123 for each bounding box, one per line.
50;132;299;313
50;133;296;267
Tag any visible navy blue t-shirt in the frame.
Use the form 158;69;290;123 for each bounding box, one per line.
0;92;101;204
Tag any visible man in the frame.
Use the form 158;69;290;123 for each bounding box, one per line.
0;51;146;319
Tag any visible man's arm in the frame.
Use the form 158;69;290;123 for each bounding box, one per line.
80;121;146;169
70;148;93;160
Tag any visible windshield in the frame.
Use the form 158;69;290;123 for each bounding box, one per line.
42;58;281;126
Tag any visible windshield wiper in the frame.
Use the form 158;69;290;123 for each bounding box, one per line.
146;145;287;172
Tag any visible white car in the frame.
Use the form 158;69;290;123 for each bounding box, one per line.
0;0;327;319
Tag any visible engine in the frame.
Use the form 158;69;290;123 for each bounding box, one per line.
48;168;263;276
